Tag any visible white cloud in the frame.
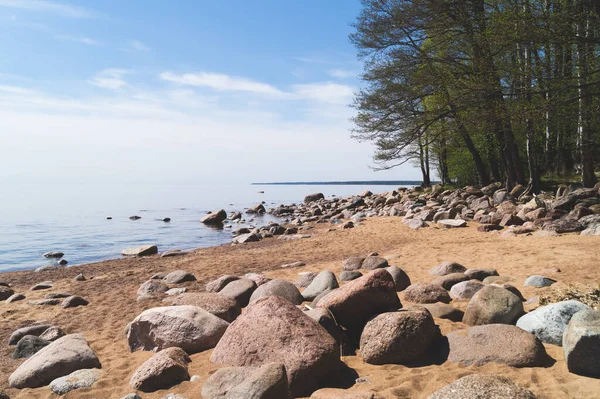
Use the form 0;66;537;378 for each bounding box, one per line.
56;35;100;46
328;69;357;79
294;56;333;65
128;40;151;52
0;0;92;18
89;69;129;90
160;72;283;96
292;82;354;105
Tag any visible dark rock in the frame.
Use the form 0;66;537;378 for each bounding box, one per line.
302;271;339;301
61;296;88;308
30;281;52;290
200;209;227;225
12;335;51;359
0;286;15;300
6;294;25;303
385;266;411;291
340;271;362;281
163;270;196;284
361;256;388;270
431;273;469;290
304;193;325;203
9;325;53;345
422;303;464;322
563;309;600;377
464;268;498;281
43;251;64;259
342;257;365;271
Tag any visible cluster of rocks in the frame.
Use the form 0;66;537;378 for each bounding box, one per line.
1;280;89;308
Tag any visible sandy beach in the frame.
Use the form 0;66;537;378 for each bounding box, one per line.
1;215;600;398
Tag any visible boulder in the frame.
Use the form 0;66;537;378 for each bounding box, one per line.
137;279;169;298
317;269;401;337
219;278;257;307
385;266;411;291
361;256;388;270
304;193;325;203
12;335;51;359
360;308;437;365
516;300;590;345
302;271;339;301
206;275;240;293
428;261;467;276
447;324;549;367
304;308;344;349
428;374;537;399
422;304;464;322
524;275;556;288
127;306;229;353
403;283;451;304
342;257;365;271
130;347;190;392
340;271;362;281
463;285;524;326
163;270;196;284
8;334;101;389
563;309;600;376
0;286;14;300
464;268;498;281
431;273;469;290
295;272;317;288
449;280;485;300
164;293;241;322
9;324;53;345
232;233;261;244
201;363;290;399
50;368;100;395
211;296;340;397
245;273;271;286
201;209;227;225
249;279;303;305
30;281;52;290
122;245;158;257
61;296;88;308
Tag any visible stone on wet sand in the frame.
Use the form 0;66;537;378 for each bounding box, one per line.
317;269;401;337
428;261;467;276
524;275;557;288
122;245;158;257
302;271;339;301
50;368;100;395
385;266;411;291
163;293;241;322
127;306;229;354
249;279;304;305
403;283;451;304
563;309;600;377
360;307;437;365
516;300;590;346
428;374;537;399
163;270;196;284
130;347;191;392
211;296;340;397
219;278;257;307
8;334;101;389
447;324;549;367
463;285;524;326
201;363;290;399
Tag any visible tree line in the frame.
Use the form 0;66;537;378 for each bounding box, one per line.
351;0;600;193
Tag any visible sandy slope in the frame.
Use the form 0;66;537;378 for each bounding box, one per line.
1;217;599;399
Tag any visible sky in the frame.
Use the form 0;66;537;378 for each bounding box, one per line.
0;0;421;185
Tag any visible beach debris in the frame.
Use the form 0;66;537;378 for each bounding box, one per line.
121;245;158;257
463;285;524;326
429;374;537;399
404;283;451;304
210;296;339;397
130;347;190;392
516;300;590;345
201;363;289;399
8;334;101;389
50;368;100;395
447;324;549;368
127;306;229;354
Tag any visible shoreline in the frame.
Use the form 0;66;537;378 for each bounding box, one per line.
1;184;600;398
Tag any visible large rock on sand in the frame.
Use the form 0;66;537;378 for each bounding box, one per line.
429;261;466;276
563;309;600;376
403;283;451;304
219;278;257;307
9;334;101;388
428;374;537;399
385;266;411;291
449;280;485;300
447;324;549;367
249;279;303;305
201;363;290;399
130;347;190;392
463;285;523;326
360;307;437;365
206;275;240;292
431;273;469;290
49;369;100;395
9;324;53;345
127;306;229;354
516;300;590;345
302;271;339;301
164;293;241;322
210;296;340;397
317;269;401;337
12;335;50;359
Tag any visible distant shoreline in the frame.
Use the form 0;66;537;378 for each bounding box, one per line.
252;180;425;186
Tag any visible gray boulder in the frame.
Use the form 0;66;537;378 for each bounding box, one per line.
219;278;257;307
201;209;227;225
340;271;362;281
361;256;389;270
464;268;499;281
201;363;290;399
50;368;100;395
385;266;411;291
137;279;169;298
302;271;339;301
130;347;190;392
422;303;464;322
524;275;556;288
428;261;466;276
8;334;101;388
12;335;51;359
9;324;53;345
61;295;88;308
249;279;303;305
403;283;451;304
6;293;25;303
516;300;590;345
463;285;524;326
127;306;229;353
163;270;196;284
563;309;600;376
450;281;485;300
39;326;65;341
342;257;364;271
122;245;158;257
206;275;240;292
431;273;469;290
428;374;536;399
294;272;317;288
164;292;241;322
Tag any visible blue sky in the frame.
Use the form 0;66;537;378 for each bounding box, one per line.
0;0;421;184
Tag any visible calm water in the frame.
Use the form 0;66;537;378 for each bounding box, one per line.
0;183;403;272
